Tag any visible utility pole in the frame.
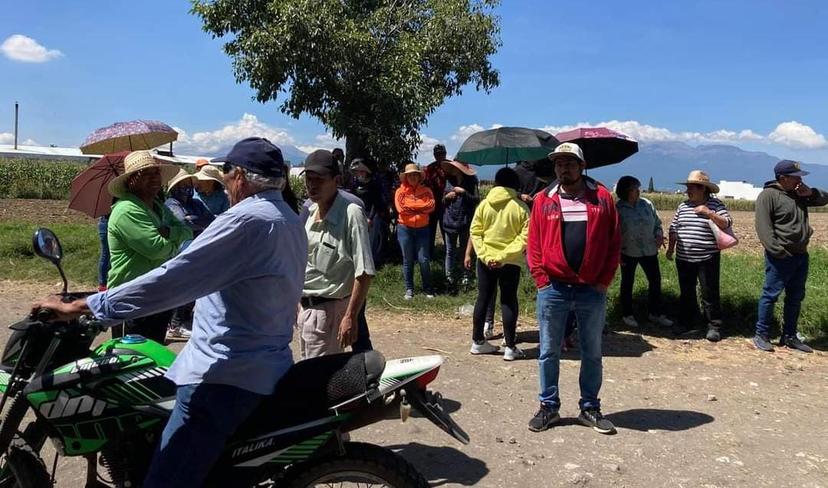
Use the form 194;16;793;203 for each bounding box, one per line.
14;101;19;149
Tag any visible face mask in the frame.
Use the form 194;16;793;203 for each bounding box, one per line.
171;185;193;201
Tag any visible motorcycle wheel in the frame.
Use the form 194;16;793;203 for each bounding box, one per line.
278;441;428;488
0;439;51;488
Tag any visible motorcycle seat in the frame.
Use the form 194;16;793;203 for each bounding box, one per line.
231;350;385;440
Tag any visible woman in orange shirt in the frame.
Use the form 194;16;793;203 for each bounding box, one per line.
395;163;436;299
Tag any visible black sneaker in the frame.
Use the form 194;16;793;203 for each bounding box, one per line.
705;326;721;342
752;334;774;352
578;408;616;435
781;335;813;353
528;404;560;432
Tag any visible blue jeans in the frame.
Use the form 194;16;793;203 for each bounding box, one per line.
97;216;110;287
397;225;432;292
536;282;607;410
443;228;471;283
755;252;809;338
143;383;263;487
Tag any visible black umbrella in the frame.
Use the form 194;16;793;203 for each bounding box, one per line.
555;127;638;169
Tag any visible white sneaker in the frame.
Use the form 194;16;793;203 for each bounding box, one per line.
503;346;526;361
621;315;640;328
648;314;673;327
404;290;414;300
425;293;435;299
483;322;494;339
470;340;499;355
168;327;192;339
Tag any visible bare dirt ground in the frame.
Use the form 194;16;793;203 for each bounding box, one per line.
1;281;827;487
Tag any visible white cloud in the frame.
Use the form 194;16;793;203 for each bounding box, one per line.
173;113;295;154
417;134;442;157
539;119;821;148
0;133;38;146
450;123;505;143
0;35;63;63
768;121;827;149
296;133;343;154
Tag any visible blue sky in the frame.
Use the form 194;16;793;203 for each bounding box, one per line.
2;0;828;163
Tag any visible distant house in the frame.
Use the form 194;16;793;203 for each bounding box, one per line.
717;180;763;201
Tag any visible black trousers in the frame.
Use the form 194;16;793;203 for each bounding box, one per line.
619;254;663;317
676;253;722;329
473;261;520;347
112;310;173;344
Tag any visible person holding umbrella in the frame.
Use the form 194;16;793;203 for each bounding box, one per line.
423;144;449;255
165;169;215;339
106;151;193;343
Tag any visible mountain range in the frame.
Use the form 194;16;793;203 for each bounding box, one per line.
474;142;828;190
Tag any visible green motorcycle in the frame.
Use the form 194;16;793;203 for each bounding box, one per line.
0;228;468;487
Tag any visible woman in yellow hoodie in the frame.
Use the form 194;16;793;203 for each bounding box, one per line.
470;167;530;360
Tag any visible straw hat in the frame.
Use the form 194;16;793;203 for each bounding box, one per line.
440;160;476;176
194;164;225;187
677;170;719;194
108;150;178;199
167;168;196;191
400;163;423;175
195;158;210;170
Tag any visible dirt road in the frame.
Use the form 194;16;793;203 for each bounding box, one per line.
1;280;827;487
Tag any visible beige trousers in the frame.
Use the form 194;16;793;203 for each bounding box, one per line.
298;297;350;359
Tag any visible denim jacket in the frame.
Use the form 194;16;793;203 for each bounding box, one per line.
616;197;663;258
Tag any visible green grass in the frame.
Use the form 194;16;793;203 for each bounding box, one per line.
2;222;826;339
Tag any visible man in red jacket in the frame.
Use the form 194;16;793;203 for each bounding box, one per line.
526;142;621;435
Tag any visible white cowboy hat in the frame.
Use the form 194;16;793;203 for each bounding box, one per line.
107;150;179;199
677;170;719;194
194;164;225;187
167;168;196;191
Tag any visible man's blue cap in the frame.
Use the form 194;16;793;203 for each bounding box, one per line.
211;137;286;178
774;159;809;177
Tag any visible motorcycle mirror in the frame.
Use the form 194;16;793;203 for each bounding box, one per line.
32;228;68;294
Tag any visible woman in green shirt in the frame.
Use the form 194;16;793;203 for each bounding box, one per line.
106;150;192;342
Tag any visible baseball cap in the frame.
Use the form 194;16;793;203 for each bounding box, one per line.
548;142;585;163
302;149;341;176
211;137;286;178
774;159;809;177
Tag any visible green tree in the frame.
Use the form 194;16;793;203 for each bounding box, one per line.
191;0;501;163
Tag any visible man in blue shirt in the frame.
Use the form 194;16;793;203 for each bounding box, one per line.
33;137;307;487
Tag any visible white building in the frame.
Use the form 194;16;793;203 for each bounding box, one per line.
717;180;763;201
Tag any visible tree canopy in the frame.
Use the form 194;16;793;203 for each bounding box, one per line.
192;0;501;163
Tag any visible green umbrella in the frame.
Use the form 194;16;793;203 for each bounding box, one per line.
455;127;559;165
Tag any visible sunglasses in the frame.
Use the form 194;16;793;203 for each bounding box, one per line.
221;162;234;174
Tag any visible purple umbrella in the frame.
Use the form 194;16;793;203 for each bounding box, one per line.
555;127;638;169
80;120;178;155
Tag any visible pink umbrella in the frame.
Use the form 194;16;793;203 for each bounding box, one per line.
68;152;128;218
555;127;638;168
80;120;178;155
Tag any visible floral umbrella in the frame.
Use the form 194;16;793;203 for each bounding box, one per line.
80;120;178;155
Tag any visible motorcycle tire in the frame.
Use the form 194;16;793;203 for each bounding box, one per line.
278;441;428;488
0;438;51;488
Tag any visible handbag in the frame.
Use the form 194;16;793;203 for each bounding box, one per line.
708;220;739;250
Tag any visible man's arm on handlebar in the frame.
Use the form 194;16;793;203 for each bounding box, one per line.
31;296;90;322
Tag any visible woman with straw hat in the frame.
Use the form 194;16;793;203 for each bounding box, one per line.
394;162;436;299
106;150;193;342
194;163;230;215
666;170;733;342
165;168;215;339
165;168;214;237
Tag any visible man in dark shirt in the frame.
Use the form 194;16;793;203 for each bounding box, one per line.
423;144;449;255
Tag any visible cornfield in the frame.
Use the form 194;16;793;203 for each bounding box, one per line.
0;159;87;200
